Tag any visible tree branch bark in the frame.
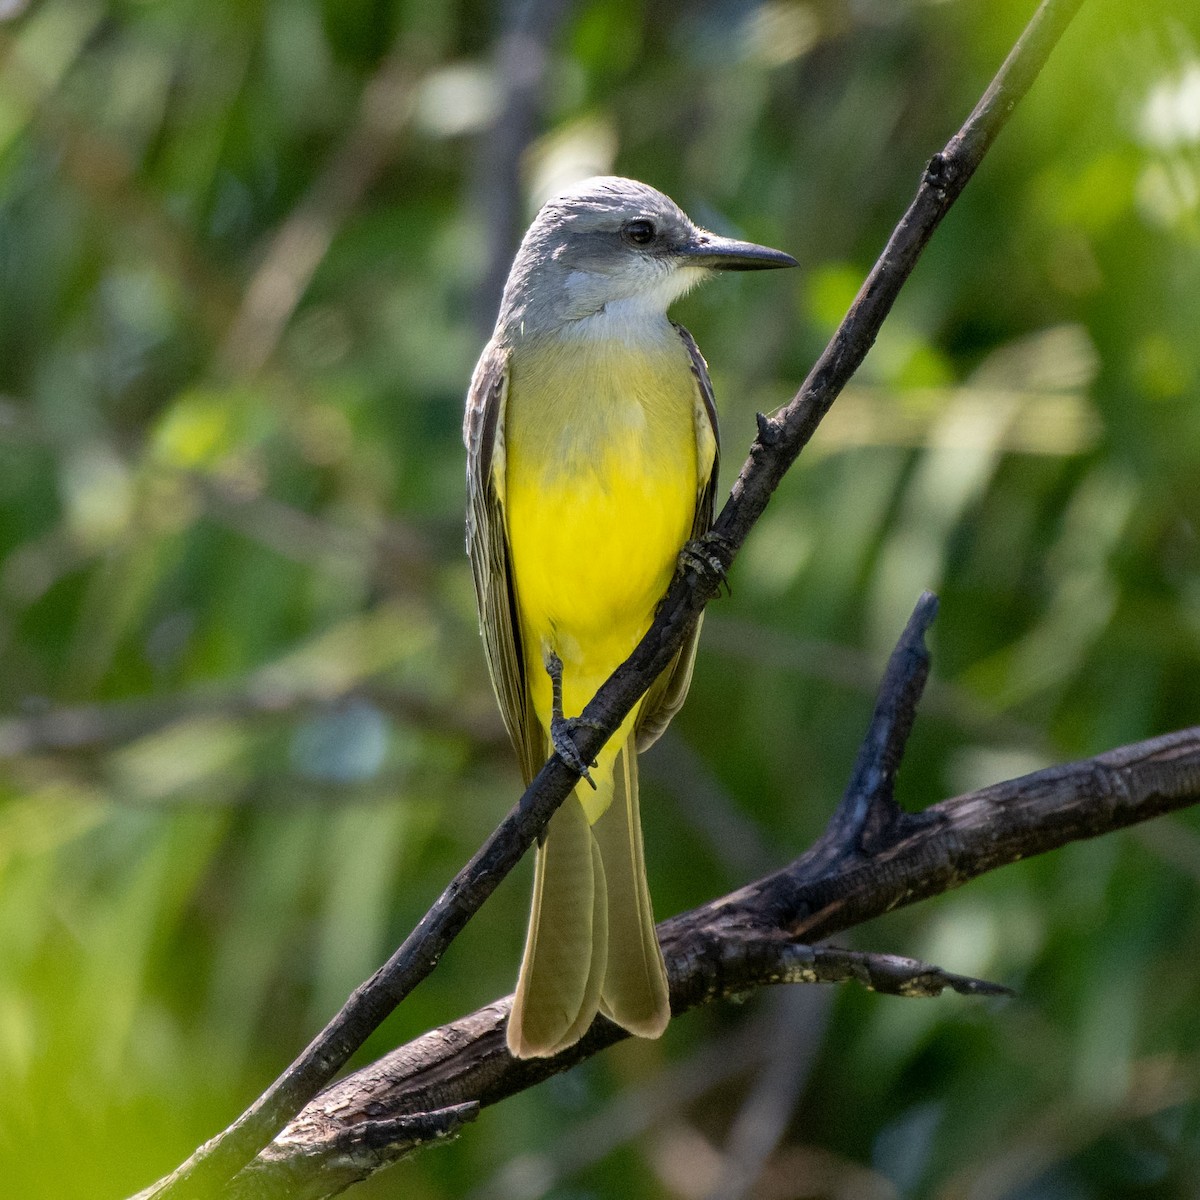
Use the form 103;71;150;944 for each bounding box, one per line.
131;2;1089;1196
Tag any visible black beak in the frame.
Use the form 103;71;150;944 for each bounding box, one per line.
677;231;798;271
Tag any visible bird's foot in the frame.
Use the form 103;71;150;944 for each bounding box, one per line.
544;649;600;789
679;530;734;597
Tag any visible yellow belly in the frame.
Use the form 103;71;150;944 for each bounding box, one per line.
503;338;703;742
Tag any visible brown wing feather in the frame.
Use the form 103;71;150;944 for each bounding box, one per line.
464;342;542;783
635;323;721;751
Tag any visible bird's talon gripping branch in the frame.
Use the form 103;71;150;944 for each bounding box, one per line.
679;530;734;597
544;650;600;789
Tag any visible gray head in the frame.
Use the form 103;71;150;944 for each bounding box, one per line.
495;176;796;339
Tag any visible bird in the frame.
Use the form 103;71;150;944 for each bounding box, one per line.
464;176;796;1058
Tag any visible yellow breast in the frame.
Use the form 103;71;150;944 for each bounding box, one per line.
502;334;705;725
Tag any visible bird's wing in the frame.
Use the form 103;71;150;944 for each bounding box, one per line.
635;323;721;751
465;342;542;783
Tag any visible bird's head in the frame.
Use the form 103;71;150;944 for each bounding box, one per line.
498;177;797;335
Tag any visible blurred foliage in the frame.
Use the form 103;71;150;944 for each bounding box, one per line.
0;0;1198;1196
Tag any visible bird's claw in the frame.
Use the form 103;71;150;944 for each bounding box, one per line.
544;649;600;789
549;715;600;788
679;530;734;596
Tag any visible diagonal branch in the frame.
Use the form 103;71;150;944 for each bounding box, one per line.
131;2;1088;1196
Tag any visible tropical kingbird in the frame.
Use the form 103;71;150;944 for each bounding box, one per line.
465;176;796;1058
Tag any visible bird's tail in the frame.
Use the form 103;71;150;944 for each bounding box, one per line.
507;729;670;1058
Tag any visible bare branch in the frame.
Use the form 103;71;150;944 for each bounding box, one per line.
227;719;1200;1197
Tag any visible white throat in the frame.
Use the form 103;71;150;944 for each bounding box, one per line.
559;265;708;344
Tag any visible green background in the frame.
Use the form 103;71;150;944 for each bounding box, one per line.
1;0;1199;1196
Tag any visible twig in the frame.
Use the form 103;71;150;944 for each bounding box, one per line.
809;590;937;868
689;727;1200;952
131;3;1087;1196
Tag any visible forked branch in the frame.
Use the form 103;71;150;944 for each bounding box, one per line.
222;593;1200;1198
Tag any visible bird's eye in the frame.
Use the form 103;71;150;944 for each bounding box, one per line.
623;219;657;246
